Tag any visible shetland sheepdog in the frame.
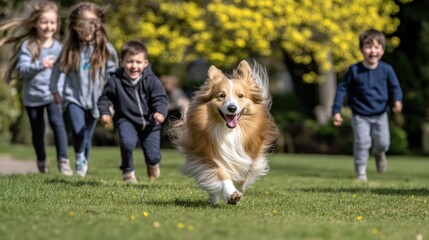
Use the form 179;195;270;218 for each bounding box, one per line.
169;60;279;205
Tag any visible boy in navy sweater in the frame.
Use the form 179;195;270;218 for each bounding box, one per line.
98;41;168;183
332;29;403;181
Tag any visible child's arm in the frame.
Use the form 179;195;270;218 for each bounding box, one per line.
97;76;115;119
153;112;165;125
16;43;45;80
332;113;343;126
331;67;352;126
392;100;403;113
147;75;169;120
49;54;63;104
105;43;119;74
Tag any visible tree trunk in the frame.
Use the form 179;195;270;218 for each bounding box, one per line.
314;52;336;125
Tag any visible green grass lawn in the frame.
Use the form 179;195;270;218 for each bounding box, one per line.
0;145;428;240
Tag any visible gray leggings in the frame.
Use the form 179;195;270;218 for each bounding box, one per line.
351;112;390;175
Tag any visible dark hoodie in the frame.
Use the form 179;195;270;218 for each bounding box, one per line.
97;64;168;131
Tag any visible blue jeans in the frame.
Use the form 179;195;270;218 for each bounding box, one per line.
117;119;161;173
351;112;390;175
26;103;68;161
66;103;97;159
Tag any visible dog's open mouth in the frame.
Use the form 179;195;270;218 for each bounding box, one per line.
219;110;240;128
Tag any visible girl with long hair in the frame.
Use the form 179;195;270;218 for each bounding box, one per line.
50;2;118;177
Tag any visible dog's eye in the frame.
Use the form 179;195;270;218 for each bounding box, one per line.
219;93;226;99
238;93;244;98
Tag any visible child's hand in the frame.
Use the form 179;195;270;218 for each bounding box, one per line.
42;56;55;69
52;92;62;104
100;114;111;125
392;101;403;113
153;112;165;125
332;113;343;126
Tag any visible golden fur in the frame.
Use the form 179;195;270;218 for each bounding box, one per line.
169;60;279;205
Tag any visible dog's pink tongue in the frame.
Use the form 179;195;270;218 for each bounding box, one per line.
226;115;239;128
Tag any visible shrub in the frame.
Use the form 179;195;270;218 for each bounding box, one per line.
0;80;21;145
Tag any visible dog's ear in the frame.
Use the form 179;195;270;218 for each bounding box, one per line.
236;60;252;79
207;65;224;83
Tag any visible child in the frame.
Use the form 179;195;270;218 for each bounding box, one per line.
332;29;403;181
0;1;72;176
50;2;118;177
97;40;168;183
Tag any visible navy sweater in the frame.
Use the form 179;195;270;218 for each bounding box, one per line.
332;61;403;117
97;64;168;130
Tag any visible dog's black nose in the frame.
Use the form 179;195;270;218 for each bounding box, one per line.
227;105;237;113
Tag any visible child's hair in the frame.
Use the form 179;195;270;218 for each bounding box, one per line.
0;0;60;83
359;29;385;49
120;40;148;59
60;2;111;81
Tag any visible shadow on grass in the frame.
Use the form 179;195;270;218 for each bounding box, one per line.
43;177;154;189
298;186;429;196
44;178;102;187
144;198;219;208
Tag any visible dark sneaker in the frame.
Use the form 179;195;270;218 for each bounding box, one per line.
37;160;49;173
58;158;73;176
375;152;387;173
123;171;137;183
147;164;160;181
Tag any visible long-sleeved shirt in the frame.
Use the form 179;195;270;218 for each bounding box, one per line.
16;39;63;106
332;61;403;117
50;42;118;118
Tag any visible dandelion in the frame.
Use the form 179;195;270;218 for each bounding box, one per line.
153;221;161;228
187;225;194;231
177;223;185;229
424;200;427;204
68;211;75;217
272;210;278;214
143;211;149;217
356;215;364;221
352;194;357;198
189;191;193;195
371;228;378;235
129;215;136;221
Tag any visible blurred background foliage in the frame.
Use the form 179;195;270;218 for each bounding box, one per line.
0;0;426;155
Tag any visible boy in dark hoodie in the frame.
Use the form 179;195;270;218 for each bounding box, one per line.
98;40;168;183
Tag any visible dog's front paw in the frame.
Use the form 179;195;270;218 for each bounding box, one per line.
227;190;243;205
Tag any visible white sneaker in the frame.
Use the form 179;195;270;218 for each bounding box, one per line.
356;174;368;182
76;156;88;177
123;171;138;183
58;158;73;176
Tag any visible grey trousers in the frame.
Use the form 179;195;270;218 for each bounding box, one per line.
351;112;390;175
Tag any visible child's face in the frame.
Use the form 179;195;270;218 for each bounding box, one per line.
361;39;384;67
74;10;99;43
122;52;148;81
36;10;58;41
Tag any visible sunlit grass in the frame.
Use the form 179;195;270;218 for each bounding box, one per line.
0;145;428;240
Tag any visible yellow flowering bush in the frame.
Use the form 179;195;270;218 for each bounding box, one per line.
102;0;411;78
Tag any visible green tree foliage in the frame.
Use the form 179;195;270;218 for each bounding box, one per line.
0;80;20;145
